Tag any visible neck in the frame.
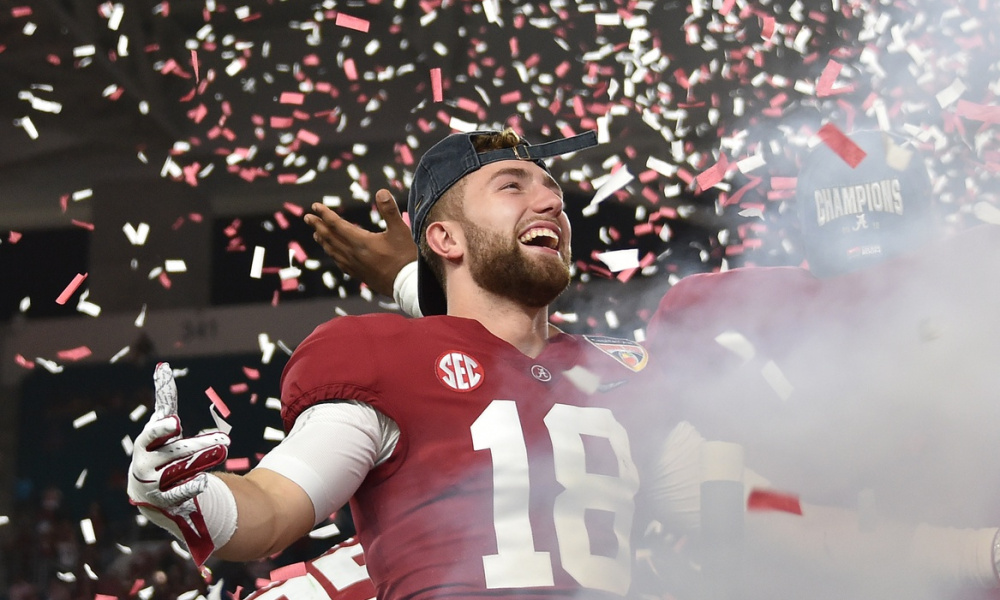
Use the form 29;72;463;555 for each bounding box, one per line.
447;291;552;358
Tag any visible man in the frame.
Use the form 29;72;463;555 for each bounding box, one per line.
128;128;1000;600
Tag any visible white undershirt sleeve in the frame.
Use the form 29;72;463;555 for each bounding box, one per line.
255;401;400;525
392;260;422;318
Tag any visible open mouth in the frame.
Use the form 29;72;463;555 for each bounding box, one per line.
518;227;560;251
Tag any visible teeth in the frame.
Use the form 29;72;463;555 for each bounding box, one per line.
518;228;558;245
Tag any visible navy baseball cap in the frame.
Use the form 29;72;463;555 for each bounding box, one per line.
407;129;598;316
796;130;934;278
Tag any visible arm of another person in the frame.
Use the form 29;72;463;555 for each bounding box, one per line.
305;188;418;300
644;421;999;591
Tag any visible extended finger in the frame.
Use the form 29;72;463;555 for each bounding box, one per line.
374;189;405;228
153;362;178;418
137;415;182;451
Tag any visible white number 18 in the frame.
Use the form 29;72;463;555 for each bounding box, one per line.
470;400;639;595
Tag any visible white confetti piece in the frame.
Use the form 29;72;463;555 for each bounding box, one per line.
122;435;134;456
308;522;342;539
0;516;9;526
259;333;276;364
263;426;285;442
17;116;38;139
72;189;94;201
81;518;96;544
171;540;191;559
590;166;634;207
563;366;602;395
761;360;794;401
134;303;147;327
123;222;149;245
737;154;766;173
129;405;147;422
250;246;265;279
714;331;756;361
935;79;966;108
109;345;130;363
596;249;640;272
75;469;87;489
56;572;76;582
973;202;1000;225
73;411;97;429
164;259;187;273
115;543;132;554
77;289;102;317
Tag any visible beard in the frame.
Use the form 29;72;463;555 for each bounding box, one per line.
461;218;572;308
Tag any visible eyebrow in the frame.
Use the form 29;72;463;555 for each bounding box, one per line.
487;166;563;197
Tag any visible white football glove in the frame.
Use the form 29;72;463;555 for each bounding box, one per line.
127;362;231;566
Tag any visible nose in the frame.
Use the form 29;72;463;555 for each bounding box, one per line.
531;180;564;217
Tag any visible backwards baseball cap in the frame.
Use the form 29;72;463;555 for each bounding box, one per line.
796;130;935;278
407;129;598;316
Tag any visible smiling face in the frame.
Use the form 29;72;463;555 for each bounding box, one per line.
455;160;573;308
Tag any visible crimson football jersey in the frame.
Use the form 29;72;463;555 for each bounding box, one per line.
281;314;661;600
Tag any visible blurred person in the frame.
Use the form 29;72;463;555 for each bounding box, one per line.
128;128;1000;600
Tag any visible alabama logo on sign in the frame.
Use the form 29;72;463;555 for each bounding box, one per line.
436;351;485;392
583;335;649;372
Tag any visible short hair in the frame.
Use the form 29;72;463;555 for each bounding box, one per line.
417;128;524;289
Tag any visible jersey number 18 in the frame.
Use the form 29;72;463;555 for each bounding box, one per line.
471;400;639;595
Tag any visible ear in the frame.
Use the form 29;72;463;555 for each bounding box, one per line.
425;221;465;262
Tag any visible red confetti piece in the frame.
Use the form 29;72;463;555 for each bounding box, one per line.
71;220;95;230
955;100;1000;124
243;367;260;380
817;123;866;168
56;273;87;305
816;59;843;97
283;202;304;217
747;488;803;515
296;129;319;145
226;457;251;471
15;354;34;369
158;271;172;289
335;13;370;32
11;6;33;17
695;156;729;192
230;383;249;394
57;346;92;361
205;387;231;418
269;561;307;581
430;68;443;102
343;58;358;81
8;231;21;243
288;241;307;263
279;92;305;105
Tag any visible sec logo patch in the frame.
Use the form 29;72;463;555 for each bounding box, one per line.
436;351;484;392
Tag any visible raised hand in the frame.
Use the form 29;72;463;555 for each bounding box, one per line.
305;188;418;297
127;362;230;565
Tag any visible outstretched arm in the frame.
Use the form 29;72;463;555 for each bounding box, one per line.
128;365;379;565
305;189;418;298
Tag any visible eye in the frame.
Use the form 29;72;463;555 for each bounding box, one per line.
500;181;522;191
